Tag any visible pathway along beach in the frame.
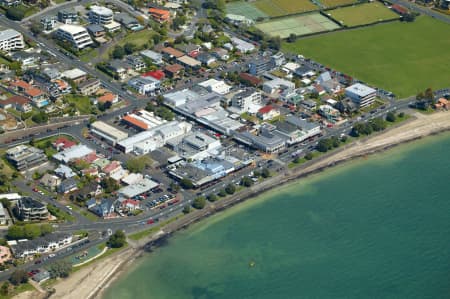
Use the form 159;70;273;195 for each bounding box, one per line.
14;110;450;299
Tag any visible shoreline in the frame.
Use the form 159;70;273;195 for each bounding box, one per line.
26;110;450;299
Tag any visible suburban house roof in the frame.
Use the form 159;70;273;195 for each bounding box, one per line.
53;137;76;150
1;95;30;106
258;105;275;114
161;47;184;58
164;64;184;73
25;88;43;97
11;80;32;90
98;93;116;103
142;70;165;80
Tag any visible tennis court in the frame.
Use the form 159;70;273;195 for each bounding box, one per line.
256;13;340;38
318;0;358;8
226;2;268;20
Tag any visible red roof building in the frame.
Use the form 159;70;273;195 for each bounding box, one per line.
391;4;408;15
98;93;118;104
142;70;165;81
53;137;77;151
239;73;262;87
103;161;121;174
149;8;170;22
164;64;184;79
10;80;32;92
122;115;149;130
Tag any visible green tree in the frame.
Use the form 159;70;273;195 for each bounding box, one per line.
47;260;72;278
207;194;217;202
169;182;180;193
398;112;405;118
261;168;270;178
6;7;25;21
240;177;253;187
30;22;42;36
7;225;24;240
32;112;49;124
124;42;137;55
125;156;151;173
107;230;126;248
0;281;9;296
386;111;396;122
225;183;236;194
192;196;206;209
304;152;313;160
179;178;193;189
100;177;119;193
9;270;28;285
111;46;125;59
182;205;191;214
370;117;386;132
218;189;227;197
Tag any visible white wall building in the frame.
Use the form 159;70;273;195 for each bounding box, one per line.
345;83;377;108
55;25;93;50
89;5;113;25
198;79;231;95
127;76;160;95
231;89;261;113
0;29;24;52
90;121;128;145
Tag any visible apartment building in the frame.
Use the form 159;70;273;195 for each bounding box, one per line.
54;24;93;50
0;29;24;52
16;197;49;221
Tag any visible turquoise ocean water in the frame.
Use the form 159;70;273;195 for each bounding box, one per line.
103;133;450;299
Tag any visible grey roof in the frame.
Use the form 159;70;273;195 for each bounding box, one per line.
59;178;77;191
114;12;138;25
286;115;320;131
19;197;45;209
276;121;298;134
86;24;105;33
10;233;72;256
0;29;21;41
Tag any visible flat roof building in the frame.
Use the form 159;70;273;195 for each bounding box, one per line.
0;29;24;52
90;121;128;145
345;83;377;108
6;145;47;171
53;144;94;164
54;24;93;50
198;79;231;95
17;197;48;221
89;5;113;25
118;178;159;198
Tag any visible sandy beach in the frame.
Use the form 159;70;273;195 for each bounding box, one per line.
15;110;450;299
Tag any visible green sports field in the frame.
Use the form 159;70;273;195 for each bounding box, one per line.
254;0;320;17
256;13;340;38
226;2;268;20
282;17;450;98
318;0;358;8
327;2;400;26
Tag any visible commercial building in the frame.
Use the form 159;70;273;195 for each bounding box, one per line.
248;57;272;76
127;76;160;95
231;88;261;113
89;5;113;25
345;83;377;108
6;145;47;171
0;29;24;52
140;49;163;65
121;109;166;131
16;197;48;221
262;78;295;94
176;55;201;69
61;68;87;83
53;144;94;163
90;121;128;145
54;25;93;50
118;178;159;198
10;233;72;258
239;124;286;153
198;79;231;95
168;131;222;161
257;105;280;121
230;37;255;53
41;16;57;31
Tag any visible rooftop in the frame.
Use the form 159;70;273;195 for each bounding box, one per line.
345;83;376;97
0;29;21;41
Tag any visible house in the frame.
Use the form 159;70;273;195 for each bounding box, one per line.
434;98;449;110
211;48;229;61
0;95;32;112
316;72;341;94
148;8;171;23
262;78;295;94
61;68;87;84
102;160;122;176
86;24;106;38
318;104;340;122
0;0;21;7
239;73;262;87
85;198;97;209
198;79;231;95
52;137;76;151
126;55;146;71
58;178;78;194
107;60;132;80
197;52;216;66
161;47;184;60
114;12;141;31
142;70;165;81
10;79;32;92
77;78;101;96
294;65;315;78
176;55;201;70
231;37;255;53
164;64;184;79
75;182;102;202
248;57;273;75
116;198;141;211
16;197;48;221
127;76;160;95
98;92;118;104
54;164;76;179
25;88;48;108
58;10;78;24
257;105;280;121
40;173;61;191
90;198;115;218
11;51;39;68
301;99;317;110
140;49;163;65
41;16;57;31
271;52;285;67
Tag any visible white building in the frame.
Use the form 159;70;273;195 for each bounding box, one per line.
127;76;160;95
53;144;94;163
89;5;113;25
345;83;377;108
54;25;93;50
231;88;261;113
90;121;128;145
198;79;231;95
262;78;295;94
0;29;24;52
231;37;255;53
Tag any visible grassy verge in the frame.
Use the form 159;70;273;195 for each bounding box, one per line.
80;210;98;221
64;94;93;115
0;282;34;299
71;243;127;272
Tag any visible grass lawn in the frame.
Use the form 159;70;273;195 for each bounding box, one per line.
64;94;93;115
79;48;99;63
282;16;450;98
254;0;319;17
327;2;399;26
319;0;357;8
0;282;34;299
105;30;154;58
